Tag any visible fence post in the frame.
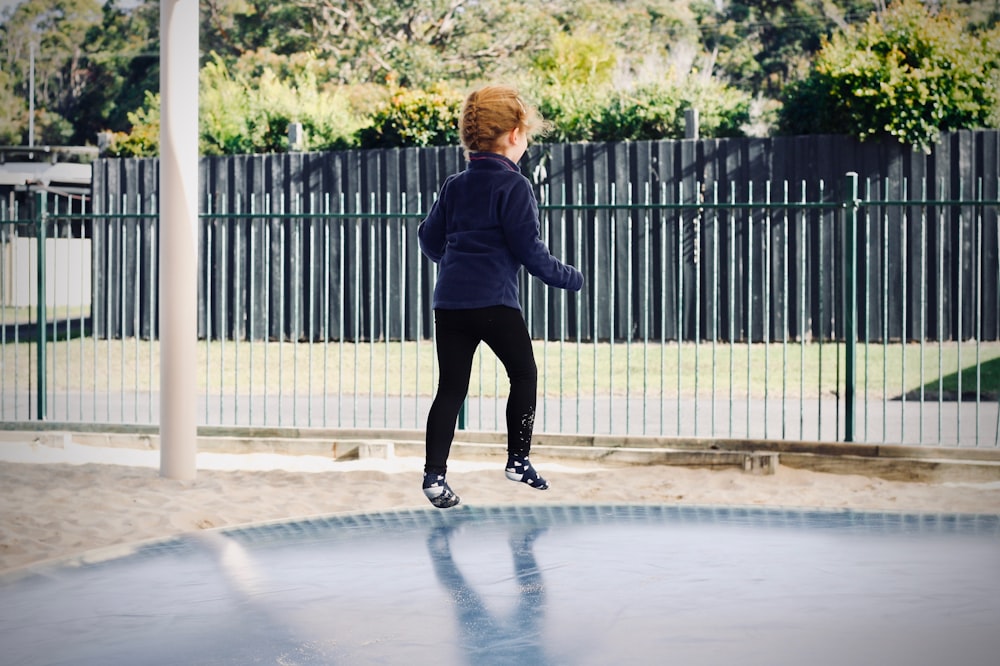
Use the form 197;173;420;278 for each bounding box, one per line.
34;190;47;420
842;172;859;442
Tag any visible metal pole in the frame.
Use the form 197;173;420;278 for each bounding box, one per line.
28;42;35;148
843;172;859;442
35;191;46;419
159;0;199;480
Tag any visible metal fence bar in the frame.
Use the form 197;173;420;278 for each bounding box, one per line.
35;192;47;420
975;178;984;447
117;197;125;424
2;202;14;419
249;193;258;426
900;179;909;444
957;180;964;445
641;183;650;436
711;184;719;438
728;183;737;439
693;186;702;438
843;173;859;441
780;183;789;440
937;188;945;443
881;181;890;442
745;182;753;438
575;185;584;435
676;182;684;436
608;182;617;434
233;194;241;426
918;180;926;444
861;179;870;442
4;178;999;447
763;182;771;441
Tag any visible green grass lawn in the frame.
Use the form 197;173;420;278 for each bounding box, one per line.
3;337;997;401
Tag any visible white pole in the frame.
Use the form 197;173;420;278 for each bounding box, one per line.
159;0;199;480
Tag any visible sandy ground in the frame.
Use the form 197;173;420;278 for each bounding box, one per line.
2;438;999;575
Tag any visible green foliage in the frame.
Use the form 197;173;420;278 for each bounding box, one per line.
5;0;996;154
72;0;159;145
532;32;617;88
199;57;254;156
607;79;749;140
0;69;27;144
200;53;364;155
34;108;74;144
201;0;553;88
103;53;366;157
536;87;606;143
357;85;463;149
778;0;1000;151
540;78;751;142
102;91;159;157
591;87;683;141
693;0;876;96
0;0;104;145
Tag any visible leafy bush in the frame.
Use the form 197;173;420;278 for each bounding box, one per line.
102;91;160;157
682;78;753;138
600;80;749;140
537;86;606;143
199;57;255;156
356;85;463;148
778;0;1000;151
540;78;750;142
532;32;617;88
106;54;366;156
590;86;682;140
201;53;363;155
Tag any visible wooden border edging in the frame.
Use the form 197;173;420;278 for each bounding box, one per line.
1;422;998;482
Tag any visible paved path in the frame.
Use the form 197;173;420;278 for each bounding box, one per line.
3;391;993;448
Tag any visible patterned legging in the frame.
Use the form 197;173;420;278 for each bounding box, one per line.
424;306;537;474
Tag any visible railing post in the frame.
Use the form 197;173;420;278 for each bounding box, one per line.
842;172;859;442
34;190;47;420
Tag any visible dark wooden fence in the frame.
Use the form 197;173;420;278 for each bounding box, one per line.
88;131;1000;342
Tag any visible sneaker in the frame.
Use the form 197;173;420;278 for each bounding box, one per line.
505;455;549;490
422;472;460;508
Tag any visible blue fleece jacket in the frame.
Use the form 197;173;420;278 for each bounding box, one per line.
418;152;584;310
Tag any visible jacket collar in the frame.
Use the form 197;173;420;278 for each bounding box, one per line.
467;152;520;172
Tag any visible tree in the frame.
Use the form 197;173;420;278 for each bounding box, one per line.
692;0;875;96
198;0;553;88
778;0;1000;150
0;0;103;144
4;0;995;152
72;0;159;145
0;68;28;144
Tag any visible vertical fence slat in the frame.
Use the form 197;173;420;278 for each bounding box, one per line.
4;133;996;447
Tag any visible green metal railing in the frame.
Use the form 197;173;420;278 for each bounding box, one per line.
2;174;998;447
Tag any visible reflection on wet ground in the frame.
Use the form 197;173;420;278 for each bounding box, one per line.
1;505;998;665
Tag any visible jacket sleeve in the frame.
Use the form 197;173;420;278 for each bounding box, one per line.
417;185;447;263
501;177;584;292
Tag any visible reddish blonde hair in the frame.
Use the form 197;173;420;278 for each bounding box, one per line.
460;85;547;156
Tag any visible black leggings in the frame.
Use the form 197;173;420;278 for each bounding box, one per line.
424;306;537;474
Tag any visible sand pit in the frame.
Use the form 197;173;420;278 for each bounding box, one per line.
2;435;999;574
